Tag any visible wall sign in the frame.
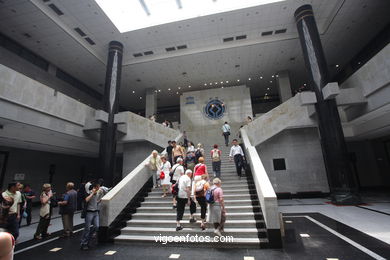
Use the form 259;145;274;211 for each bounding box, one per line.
204;99;225;120
14;173;25;181
185;96;195;105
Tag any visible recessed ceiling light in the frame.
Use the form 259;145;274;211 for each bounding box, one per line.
335;64;339;68
215;82;218;85
209;83;212;85
303;83;307;86
276;74;279;77
272;75;274;78
221;87;224;89
204;83;207;86
265;93;268;95
158;89;161;92
176;92;179;94
260;76;263;79
139;96;142;99
270;81;273;83
188;85;191;88
220;81;223;84
168;88;171;91
178;87;181;89
267;88;270;90
226;81;229;83
237;79;240;82
132;90;135;93
248;78;251;80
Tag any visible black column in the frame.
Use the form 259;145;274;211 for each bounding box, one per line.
99;41;123;187
294;5;360;205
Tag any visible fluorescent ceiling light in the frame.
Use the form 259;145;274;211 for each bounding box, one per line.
95;0;285;33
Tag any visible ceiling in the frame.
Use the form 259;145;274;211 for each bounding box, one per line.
0;0;389;110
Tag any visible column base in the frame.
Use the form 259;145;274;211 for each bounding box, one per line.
331;191;361;205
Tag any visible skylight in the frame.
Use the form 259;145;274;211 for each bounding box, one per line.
95;0;285;33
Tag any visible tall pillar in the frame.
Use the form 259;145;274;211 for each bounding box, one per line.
145;88;157;118
276;70;292;103
99;41;123;187
294;5;360;204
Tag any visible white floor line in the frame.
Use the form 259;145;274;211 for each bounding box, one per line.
14;228;84;255
285;215;386;260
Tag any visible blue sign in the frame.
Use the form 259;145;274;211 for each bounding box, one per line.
204;99;225;120
185;96;195;105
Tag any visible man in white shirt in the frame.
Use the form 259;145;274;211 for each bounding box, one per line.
2;183;22;240
176;169;196;231
221;122;231;147
171;158;185;209
229;139;245;178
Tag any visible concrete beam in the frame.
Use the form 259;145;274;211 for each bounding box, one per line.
95;110;108;123
336;88;367;106
299;91;317;106
322;82;340;100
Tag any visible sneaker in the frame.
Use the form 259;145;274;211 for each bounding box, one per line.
214;229;222;236
189;217;197;223
176;226;183;231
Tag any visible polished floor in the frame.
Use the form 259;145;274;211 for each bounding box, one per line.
13;196;390;260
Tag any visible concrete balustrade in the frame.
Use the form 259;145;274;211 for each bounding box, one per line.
240;128;281;238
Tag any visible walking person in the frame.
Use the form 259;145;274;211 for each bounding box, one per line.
183;131;188;148
195;143;205;163
34;184;53;240
1;183;22;240
160;156;172;197
58;182;77;237
229;139;245;178
166;141;174;165
147;150;162;188
208;178;226;236
17;183;26;227
170;158;185;209
172;141;185;163
210;144;222;178
194;157;208;179
187;142;195;153
176;170;197;231
22;185;35;226
184;151;196;173
193;174;210;230
80;182;107;250
221;122;231;147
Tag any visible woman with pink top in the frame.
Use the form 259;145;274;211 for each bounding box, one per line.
208;178;226;236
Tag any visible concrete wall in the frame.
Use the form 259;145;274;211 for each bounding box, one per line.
252;101;280;115
0;146;98;200
180;85;253;131
122;141;163;178
0;45;102;109
256;127;329;194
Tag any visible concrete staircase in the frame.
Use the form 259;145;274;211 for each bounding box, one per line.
115;142;269;247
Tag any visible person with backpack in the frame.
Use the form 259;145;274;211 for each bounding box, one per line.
194;157;208;180
176;169;196;231
221;122;231;147
170;158;185;209
160;156;172;198
210;144;222;178
207;178;225;236
192;174;210;230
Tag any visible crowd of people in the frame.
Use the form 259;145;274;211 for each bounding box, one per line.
0;178;110;251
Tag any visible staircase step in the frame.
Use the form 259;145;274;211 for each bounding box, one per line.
131;212;261;220
120;226;264;238
142;199;257;206
126;219;265;228
149;188;255;195
136;205;259;213
146;193;252;200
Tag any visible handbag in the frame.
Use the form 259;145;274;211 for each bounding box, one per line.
160;171;165;180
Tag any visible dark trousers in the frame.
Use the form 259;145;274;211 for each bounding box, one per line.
223;132;230;146
6;214;19;240
25;203;32;225
34;216;51;237
196;196;207;219
212;161;221;178
176;198;196;221
234;154;244;177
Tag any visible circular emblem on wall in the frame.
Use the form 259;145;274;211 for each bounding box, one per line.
204;99;226;120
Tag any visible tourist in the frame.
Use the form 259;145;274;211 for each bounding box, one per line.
208;178;226;236
34;184;53;240
210;144;222;178
170;158;185;209
172;140;185;163
80;182;107;250
176;169;196;231
160;156;172;197
17;183;26;227
165;140;173;165
58;182;78;237
162;119;169;127
221;122;231;146
194;157;208;179
187;141;195;153
184;150;196;173
246;116;252;125
195;143;205;163
147;150;162;188
167;120;174;128
193;174;210;230
0;195;13;230
183;131;188;148
1;183;22;240
22;185;35;226
229;139;245;178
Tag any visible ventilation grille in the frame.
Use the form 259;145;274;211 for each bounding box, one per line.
166;47;176;52
48;4;64;15
275;29;287;34
261;31;273;36
177;45;187;50
236;35;247;40
74;27;86;37
144;51;154;55
223;37;234;42
85;37;95;45
133;53;143;57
